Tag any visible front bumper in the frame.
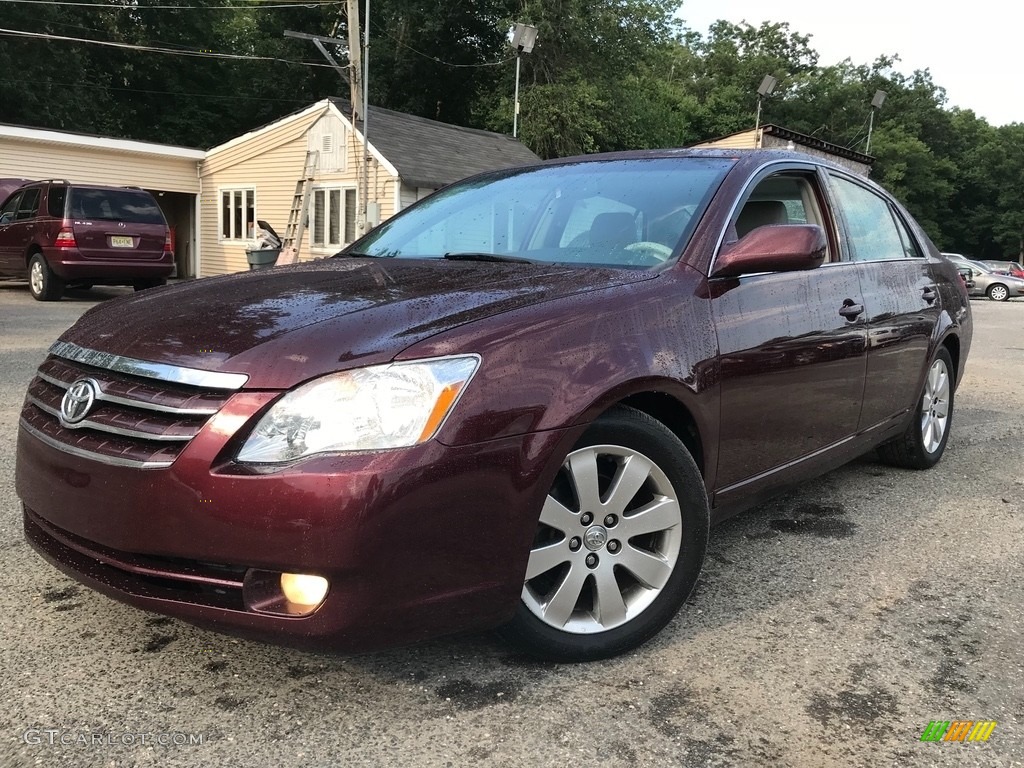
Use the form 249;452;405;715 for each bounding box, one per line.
17;394;574;651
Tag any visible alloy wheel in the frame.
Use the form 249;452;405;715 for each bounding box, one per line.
522;445;682;634
920;357;950;454
30;260;44;296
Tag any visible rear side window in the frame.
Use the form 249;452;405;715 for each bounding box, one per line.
16;188;40;220
69;188;164;224
47;186;67;218
829;175;908;262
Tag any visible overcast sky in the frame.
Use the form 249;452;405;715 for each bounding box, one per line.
677;0;1022;126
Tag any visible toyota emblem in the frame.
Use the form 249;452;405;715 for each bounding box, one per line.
60;378;98;424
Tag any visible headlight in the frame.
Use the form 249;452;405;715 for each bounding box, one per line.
236;355;480;463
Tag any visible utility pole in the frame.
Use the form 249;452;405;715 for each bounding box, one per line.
345;0;368;236
285;1;370;237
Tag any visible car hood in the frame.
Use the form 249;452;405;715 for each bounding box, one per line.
59;258;654;389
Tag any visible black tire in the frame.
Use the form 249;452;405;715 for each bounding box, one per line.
987;283;1009;302
133;278;167;292
28;253;64;301
877;346;954;469
499;405;709;662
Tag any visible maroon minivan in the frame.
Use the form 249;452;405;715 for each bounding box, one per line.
0;180;172;300
15;150;972;661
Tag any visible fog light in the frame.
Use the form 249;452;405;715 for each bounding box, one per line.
280;573;329;607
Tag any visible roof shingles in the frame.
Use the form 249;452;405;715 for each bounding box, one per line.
331;99;540;188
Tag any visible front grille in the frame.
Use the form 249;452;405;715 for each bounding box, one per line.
20;344;246;469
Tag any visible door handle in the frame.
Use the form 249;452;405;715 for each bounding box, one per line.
839;300;864;319
922;285;937;304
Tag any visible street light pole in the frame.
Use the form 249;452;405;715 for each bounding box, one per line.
513;53;522;138
510;23;537;139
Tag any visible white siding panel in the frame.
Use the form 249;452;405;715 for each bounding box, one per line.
0;138;199;192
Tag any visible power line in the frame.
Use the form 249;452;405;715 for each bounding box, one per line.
0;1;340;9
0;26;336;66
370;20;513;69
5;75;314;103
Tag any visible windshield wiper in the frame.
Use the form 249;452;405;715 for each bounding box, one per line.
334;251;391;259
443;252;535;264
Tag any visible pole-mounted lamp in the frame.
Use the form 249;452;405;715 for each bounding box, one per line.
754;75;777;147
865;89;887;154
511;23;538;138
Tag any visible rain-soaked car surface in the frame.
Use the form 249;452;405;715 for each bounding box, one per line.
16;150;972;662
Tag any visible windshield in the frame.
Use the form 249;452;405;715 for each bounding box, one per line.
351;157;732;269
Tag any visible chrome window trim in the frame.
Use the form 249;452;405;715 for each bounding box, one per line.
27;397;193;443
49;341;248;391
19;418;174;470
37;370;220;416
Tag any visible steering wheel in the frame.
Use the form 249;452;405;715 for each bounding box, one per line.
624;241;673;265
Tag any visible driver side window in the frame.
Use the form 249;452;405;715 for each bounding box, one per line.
733;173;831;260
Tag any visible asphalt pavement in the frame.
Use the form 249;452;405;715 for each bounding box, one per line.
0;281;1021;768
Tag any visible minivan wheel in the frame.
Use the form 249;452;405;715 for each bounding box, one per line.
28;254;64;301
987;284;1009;301
878;347;954;469
499;406;709;662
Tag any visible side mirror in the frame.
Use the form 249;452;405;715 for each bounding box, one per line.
712;224;827;278
0;213;11;225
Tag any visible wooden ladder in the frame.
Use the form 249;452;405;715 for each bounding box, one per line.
281;150;319;255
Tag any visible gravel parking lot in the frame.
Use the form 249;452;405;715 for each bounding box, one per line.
1;282;1021;768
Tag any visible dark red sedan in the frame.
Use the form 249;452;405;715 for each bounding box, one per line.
16;150;972;661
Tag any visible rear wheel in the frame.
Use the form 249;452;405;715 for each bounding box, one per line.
987;283;1009;301
499;406;709;662
28;254;64;301
878;347;954;469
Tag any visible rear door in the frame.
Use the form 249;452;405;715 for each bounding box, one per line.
825;172;940;431
711;166;868;501
69;187;167;260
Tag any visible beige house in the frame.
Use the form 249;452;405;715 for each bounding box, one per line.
200;98;539;276
1;101;538;278
693;123;873;176
0;124;204;278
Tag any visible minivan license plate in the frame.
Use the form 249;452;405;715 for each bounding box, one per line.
110;236;134;248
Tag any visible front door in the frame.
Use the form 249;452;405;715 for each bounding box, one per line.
711;169;868;497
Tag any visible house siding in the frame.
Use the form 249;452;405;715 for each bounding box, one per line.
201;103;400;275
0;137;200;193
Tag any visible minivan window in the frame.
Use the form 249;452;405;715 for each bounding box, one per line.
69;188;164;224
15;188;40;220
0;191;22;222
47;186;67;218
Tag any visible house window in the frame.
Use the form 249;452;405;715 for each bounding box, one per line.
220;188;256;240
312;187;358;248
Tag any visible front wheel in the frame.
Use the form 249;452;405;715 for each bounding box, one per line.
987;283;1009;301
878;347;955;469
499;406;709;662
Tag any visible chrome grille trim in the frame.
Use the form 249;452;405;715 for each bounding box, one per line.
27;396;193;443
19;418;174;470
49;340;248;390
37;368;219;416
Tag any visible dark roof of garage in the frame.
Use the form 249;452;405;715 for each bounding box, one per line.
330;98;540;189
